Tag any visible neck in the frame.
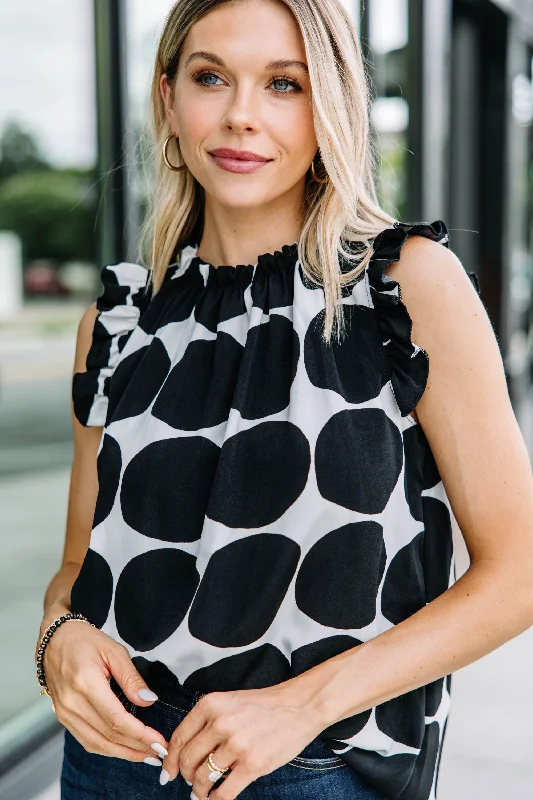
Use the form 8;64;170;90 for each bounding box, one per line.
196;186;304;268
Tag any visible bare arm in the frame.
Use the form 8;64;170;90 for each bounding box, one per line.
283;236;533;723
37;302;103;640
35;301;170;762
156;237;533;798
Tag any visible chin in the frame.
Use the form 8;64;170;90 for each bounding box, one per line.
210;185;279;209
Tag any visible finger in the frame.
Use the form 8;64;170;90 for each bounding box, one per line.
64;714;164;765
189;746;235;800
65;691;168;758
207;765;255;800
108;643;160;707
69;670;169;756
163;697;210;779
174;728;223;786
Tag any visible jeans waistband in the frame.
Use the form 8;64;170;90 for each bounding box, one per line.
109;669;340;762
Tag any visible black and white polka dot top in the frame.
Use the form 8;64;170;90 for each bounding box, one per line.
71;220;481;800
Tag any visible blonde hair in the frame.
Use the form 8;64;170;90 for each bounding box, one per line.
138;0;397;344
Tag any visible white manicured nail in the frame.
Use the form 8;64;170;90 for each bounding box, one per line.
144;756;162;766
138;688;158;701
184;778;192;785
190;792;201;800
151;742;168;756
160;768;170;785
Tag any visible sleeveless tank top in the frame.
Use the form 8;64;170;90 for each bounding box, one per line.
70;220;481;800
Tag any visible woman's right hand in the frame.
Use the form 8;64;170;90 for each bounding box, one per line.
38;614;169;765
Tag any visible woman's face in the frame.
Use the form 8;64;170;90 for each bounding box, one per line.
160;0;318;211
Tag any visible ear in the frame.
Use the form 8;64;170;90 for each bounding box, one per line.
159;73;176;130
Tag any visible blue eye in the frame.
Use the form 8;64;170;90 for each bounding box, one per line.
194;71;223;86
192;70;302;94
271;78;301;93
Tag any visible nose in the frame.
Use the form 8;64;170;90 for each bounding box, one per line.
220;81;259;133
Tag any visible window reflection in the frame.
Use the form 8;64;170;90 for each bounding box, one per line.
367;0;410;219
0;0;96;736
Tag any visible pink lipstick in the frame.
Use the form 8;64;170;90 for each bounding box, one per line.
209;147;273;174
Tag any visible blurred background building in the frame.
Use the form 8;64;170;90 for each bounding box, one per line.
0;1;532;799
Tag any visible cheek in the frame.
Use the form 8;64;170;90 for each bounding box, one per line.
281;115;318;168
174;86;216;149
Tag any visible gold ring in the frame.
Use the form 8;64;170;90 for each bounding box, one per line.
207;751;230;781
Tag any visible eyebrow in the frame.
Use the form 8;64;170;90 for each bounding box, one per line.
183;51;309;73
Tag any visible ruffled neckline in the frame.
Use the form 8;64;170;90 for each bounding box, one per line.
171;241;300;287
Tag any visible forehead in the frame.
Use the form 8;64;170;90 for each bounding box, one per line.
181;0;307;65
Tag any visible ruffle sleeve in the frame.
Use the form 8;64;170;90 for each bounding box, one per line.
366;220;481;417
72;261;151;426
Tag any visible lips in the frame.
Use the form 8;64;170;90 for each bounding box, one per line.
209;148;271;162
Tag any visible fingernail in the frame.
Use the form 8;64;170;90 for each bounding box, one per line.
160;768;170;785
190;793;201;800
184;778;192;785
144;756;162;766
138;688;159;701
151;742;168;756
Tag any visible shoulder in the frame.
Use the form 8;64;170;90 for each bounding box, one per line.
379;225;506;434
364;220;490;420
381;227;487;357
367;220;484;345
384;231;475;305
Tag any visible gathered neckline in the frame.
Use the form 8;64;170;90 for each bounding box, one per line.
169;241;300;287
195;241;299;271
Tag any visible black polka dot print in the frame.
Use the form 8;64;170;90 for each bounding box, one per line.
107;338;171;424
189;534;301;646
425;678;444;718
304;305;390;404
152;335;244;430
207;421;311;528
375;687;426;749
70;548;113;629
120;437;220;542
71;222;480;800
295;522;386;629
291;634;363;675
323;708;373;741
114;548;199;651
315;408;403;514
92;433;122;528
403;424;442;521
232;316;300;420
183;643;291;692
423;496;454;602
381;531;425;625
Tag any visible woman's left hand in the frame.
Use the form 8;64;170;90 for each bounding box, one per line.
160;684;324;799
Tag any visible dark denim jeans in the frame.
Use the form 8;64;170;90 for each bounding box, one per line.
60;678;388;799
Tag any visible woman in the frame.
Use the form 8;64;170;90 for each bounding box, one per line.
36;1;533;799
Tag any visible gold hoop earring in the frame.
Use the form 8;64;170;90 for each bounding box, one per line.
311;154;328;184
163;133;188;172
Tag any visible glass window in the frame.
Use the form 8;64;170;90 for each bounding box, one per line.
366;0;410;220
0;0;97;744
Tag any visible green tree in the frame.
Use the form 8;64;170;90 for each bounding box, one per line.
0;169;98;263
0;119;50;180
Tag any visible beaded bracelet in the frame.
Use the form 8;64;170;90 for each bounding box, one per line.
36;612;96;697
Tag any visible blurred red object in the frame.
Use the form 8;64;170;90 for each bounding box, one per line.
24;262;70;295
